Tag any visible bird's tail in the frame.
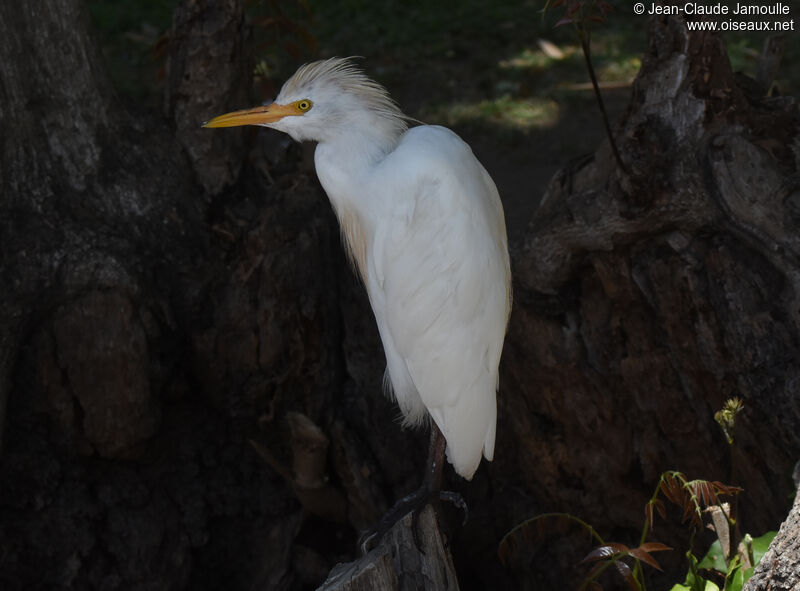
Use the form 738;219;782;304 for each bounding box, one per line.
429;377;497;481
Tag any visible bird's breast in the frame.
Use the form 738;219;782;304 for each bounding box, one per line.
332;201;369;283
314;144;378;284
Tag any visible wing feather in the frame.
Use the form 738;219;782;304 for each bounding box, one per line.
365;126;510;479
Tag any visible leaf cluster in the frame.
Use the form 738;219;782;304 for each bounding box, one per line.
648;472;742;534
671;531;777;591
498;471;745;591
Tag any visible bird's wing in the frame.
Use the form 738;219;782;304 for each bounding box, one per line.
367;126;510;479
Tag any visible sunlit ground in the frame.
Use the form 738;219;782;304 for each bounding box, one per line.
87;0;798;239
87;0;799;120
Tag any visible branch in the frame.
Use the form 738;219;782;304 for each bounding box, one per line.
316;506;460;591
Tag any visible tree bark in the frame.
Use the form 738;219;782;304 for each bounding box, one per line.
0;1;348;589
164;0;250;194
496;8;800;587
316;506;460;591
744;484;800;591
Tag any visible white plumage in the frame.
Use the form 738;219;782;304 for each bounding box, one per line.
205;58;511;480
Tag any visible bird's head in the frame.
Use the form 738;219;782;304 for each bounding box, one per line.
203;57;407;146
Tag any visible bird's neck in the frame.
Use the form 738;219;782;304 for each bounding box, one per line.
314;120;401;206
313;120;402;281
324;116;400;163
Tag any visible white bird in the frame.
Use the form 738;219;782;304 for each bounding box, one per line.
204;57;511;524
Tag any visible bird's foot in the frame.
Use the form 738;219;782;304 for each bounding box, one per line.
358;487;468;555
439;490;469;526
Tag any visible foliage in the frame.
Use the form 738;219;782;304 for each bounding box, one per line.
714;397;743;446
670;531;778;591
499;399;778;590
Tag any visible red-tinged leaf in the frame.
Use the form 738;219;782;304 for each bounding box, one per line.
581;543;629;564
555;18;573;27
681;502;702;530
660;475;684;506
637;542;673;553
655;499;667;521
680;501;692;523
697;481;714;507
713;481;743;496
628;548;663;571
658;483;672;504
589;15;607;24
615;560;638;590
645;502;654;528
550;0;566;8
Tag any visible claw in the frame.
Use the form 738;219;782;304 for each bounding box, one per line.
440;490;469;526
358;530;379;555
357;486;430;555
357;425;470;555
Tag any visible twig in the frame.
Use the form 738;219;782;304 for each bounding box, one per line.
578;31;630;174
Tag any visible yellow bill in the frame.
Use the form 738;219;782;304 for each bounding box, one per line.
202;103;299;128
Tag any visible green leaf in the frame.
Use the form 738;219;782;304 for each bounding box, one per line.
669;581;720;591
697;540;727;572
680;551;721;591
723;556;744;591
749;531;777;566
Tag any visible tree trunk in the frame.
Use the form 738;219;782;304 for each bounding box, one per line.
744;484;800;590
496;8;800;587
316;506;460;591
0;1;352;589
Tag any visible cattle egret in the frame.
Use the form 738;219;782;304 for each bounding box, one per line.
204;57;511;539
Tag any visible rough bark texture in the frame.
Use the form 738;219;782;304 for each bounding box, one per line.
165;0;250;194
496;12;800;588
316;506;459;591
744;485;800;591
0;1;345;589
1;1;799;590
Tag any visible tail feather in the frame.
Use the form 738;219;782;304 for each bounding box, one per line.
429;377;497;480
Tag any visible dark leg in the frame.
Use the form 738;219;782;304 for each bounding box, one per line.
423;422;447;493
359;423;467;554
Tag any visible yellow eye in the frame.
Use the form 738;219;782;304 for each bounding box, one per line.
296;99;313;112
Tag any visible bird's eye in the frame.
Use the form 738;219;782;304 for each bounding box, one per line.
296;99;313;112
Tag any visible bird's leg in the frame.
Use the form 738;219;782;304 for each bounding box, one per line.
359;424;468;555
423;421;447;493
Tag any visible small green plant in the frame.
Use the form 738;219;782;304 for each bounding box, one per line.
669;397;776;591
669;530;777;591
714;397;744;446
499;399;777;590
